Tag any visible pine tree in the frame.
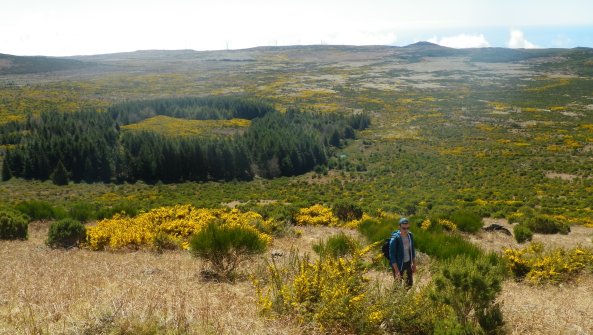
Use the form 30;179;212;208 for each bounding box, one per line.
51;160;69;186
2;156;12;181
83;157;95;183
329;129;342;147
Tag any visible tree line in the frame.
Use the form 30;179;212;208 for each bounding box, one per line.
1;97;370;184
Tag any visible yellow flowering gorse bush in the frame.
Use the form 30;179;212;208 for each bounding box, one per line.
255;252;383;333
504;242;593;284
255;241;448;334
420;218;457;231
343;213;372;229
86;205;271;251
437;219;457;231
421;218;432;230
294;204;338;226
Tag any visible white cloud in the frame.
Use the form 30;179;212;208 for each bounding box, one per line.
427;34;490;48
508;29;538;48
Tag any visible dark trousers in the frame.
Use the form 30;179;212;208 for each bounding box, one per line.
401;261;413;287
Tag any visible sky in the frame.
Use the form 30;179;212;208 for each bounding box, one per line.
1;0;593;56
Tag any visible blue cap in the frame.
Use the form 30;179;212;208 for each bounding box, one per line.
399;217;409;225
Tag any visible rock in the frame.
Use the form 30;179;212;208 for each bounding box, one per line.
483;224;512;236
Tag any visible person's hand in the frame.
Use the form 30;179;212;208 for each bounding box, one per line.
412;263;417;273
394;271;401;279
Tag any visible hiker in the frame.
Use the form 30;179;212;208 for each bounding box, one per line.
389;217;416;286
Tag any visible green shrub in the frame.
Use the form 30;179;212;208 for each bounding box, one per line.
0;210;29;240
431;253;505;334
433;312;467;335
412;227;482;261
332;200;363;222
95;201;140;219
312;232;358;258
526;215;570;235
15;200;66;221
513;224;533;243
428;205;455;220
507;206;536;225
357;217;395;244
381;284;449;334
450;210;483;233
46;218;86;248
189;220;269;280
69;202;96;222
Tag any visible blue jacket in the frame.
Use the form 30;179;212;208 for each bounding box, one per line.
389;230;416;272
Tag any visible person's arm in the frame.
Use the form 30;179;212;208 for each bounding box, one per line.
389;237;400;278
410;234;417;273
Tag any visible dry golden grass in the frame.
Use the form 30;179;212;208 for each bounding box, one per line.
2;222;592;334
0;222;301;335
471;219;593;334
500;275;593;334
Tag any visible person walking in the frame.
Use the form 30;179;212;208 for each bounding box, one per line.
389;217;416;286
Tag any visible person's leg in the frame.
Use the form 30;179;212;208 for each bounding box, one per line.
402;261;413;287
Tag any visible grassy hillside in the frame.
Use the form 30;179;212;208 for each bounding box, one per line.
1;44;593;334
1;45;592;219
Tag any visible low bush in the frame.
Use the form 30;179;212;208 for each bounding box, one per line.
513;224;533;243
95;201;140;219
69;202;96;222
312;232;358;258
526;215;570;235
506;206;536;225
15;200;66;221
189;219;269;280
427;205;455;220
46;218;86;248
332;200;363;222
504;242;593;284
414;226;483;261
450;210;483;233
380;284;450;335
431;253;505;334
357;217;396;244
0;210;29;240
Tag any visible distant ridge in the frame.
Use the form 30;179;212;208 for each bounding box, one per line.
0;53;91;75
404;41;447;48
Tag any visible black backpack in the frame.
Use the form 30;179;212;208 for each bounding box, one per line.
382;238;391;260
